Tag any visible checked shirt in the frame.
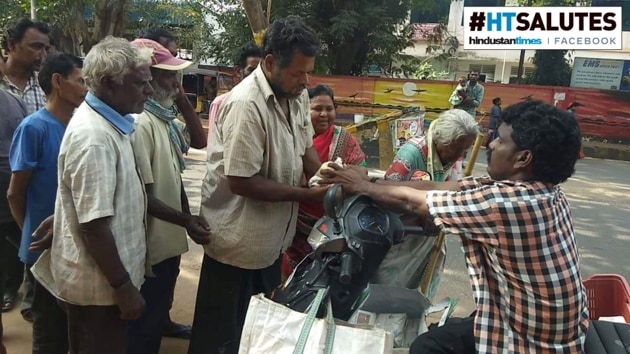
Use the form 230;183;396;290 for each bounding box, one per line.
427;176;589;353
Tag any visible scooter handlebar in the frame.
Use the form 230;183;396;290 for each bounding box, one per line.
339;252;353;285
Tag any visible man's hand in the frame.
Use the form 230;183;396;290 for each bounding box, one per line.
114;282;145;320
320;163;370;195
174;81;188;105
185;215;211;245
29;214;54;252
344;164;369;179
306;185;333;203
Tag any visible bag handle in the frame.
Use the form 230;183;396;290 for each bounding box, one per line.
293;288;336;354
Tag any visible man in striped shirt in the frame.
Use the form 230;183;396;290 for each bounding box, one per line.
0;18;50;322
323;100;589;353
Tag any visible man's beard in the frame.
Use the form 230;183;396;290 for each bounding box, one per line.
152;84;178;108
268;70;304;99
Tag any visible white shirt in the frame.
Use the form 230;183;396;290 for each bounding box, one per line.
32;99;147;306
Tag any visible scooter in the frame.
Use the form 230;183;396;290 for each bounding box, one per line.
272;183;432;325
271;182;630;353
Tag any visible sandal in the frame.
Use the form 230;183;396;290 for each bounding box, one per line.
2;292;17;312
162;321;192;339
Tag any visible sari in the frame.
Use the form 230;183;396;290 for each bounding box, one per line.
384;122;463;182
282;125;366;276
380;121;463;308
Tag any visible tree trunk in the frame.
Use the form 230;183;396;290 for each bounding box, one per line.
51;27;81;56
242;0;268;45
87;0;130;52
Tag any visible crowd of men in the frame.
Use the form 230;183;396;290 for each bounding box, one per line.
1;14;589;354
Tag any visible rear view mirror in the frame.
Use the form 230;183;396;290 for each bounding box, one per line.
324;184;344;220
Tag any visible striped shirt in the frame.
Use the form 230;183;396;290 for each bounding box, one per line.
1;74;47;115
427;176;589;353
32;94;147;306
200;66;314;270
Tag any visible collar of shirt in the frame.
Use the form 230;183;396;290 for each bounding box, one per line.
84;92;134;135
1;72;39;94
252;66;276;102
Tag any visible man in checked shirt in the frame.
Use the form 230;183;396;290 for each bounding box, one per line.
322;99;589;353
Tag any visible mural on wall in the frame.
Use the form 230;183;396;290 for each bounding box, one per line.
309;75;630;144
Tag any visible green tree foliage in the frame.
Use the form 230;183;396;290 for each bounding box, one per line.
1;0;207;56
196;1;255;67
129;0;208;55
525;50;572;86
414;61;449;80
519;0;585;86
200;0;421;76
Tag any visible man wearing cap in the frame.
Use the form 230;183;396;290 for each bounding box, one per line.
127;38;211;354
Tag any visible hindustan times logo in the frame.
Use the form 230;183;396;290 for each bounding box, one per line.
463;7;622;50
469;36;542;45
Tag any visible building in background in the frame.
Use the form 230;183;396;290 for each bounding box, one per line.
406;0;630;84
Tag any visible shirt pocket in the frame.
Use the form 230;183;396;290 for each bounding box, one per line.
295;122;310;157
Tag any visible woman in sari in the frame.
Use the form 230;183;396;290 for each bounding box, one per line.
282;85;366;277
377;109;479;305
385;109;479;183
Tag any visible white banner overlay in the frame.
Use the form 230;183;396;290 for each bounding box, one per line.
463;7;622;50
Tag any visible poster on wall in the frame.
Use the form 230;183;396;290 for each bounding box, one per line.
393;115;425;149
570;57;630;91
621;60;630;91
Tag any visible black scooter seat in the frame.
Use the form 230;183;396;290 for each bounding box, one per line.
585;320;630;353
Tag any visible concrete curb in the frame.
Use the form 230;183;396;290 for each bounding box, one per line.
582;142;630;162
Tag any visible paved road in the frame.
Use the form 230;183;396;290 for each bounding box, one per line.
4;148;630;353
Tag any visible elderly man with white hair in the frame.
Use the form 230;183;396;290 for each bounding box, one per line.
31;36;154;353
126;38;211;354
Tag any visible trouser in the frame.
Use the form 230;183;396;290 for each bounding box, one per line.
32;277;69;354
2;222;23;299
127;256;180;354
410;316;475;354
20;265;35;315
165;255;181;324
188;254;282;354
21;267;34;315
0;223;6;337
62;302;127;354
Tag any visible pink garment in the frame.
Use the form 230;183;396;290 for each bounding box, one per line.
207;92;230;146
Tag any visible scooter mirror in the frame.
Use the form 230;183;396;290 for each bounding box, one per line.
323;184;344;220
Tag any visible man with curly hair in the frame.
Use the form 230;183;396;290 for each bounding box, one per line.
323;100;589;353
189;16;328;354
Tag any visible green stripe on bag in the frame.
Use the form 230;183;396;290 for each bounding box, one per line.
293;288;337;354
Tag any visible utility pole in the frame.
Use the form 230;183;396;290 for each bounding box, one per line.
31;0;36;19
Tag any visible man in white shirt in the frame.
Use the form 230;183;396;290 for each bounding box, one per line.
31;36;154;353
